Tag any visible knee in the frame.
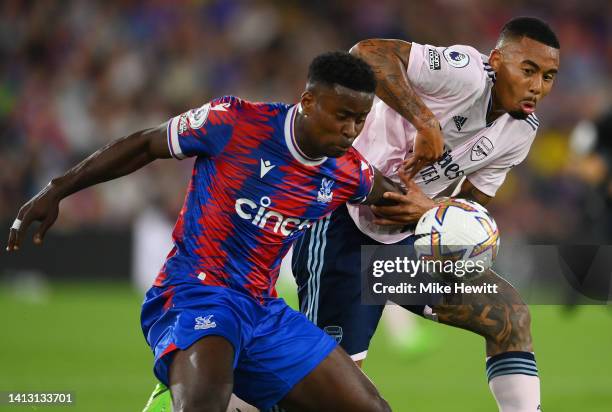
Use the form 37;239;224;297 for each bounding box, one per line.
489;304;533;352
173;397;226;412
507;304;532;343
376;396;392;412
372;395;392;412
171;383;232;412
358;393;391;412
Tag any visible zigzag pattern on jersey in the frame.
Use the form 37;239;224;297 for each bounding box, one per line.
156;100;372;303
156;101;281;300
241;156;321;300
194;102;280;297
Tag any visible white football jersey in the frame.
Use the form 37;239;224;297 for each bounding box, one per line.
348;42;539;243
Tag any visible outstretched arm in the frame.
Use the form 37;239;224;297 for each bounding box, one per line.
6;124;170;251
349;39;444;177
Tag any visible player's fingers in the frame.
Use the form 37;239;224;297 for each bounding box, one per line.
7;227;16;252
403;159;424;180
15;215;35;250
371;204;405;218
372;217;407;226
7;212;22;251
398;171;419;191
34;215;55;245
402;157;416;173
381;191;410;203
372;204;421;222
7;211;32;251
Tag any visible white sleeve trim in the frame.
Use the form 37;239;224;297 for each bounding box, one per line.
166;116;186;160
358;162;376;204
349;160;375;204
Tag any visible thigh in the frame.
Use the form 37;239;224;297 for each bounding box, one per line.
143;285;248;386
292;206;384;358
233;300;339;410
169;336;235;412
316;292;384;360
279;346;388;412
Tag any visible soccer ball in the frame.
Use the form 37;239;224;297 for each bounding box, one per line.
413;198;500;282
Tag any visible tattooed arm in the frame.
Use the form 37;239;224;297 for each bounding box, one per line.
349;39;444;178
455;178;493;206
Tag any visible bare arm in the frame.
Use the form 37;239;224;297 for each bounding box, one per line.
370;174;493;226
6;124;170;250
363;168;404;206
350;39;432;130
51;125;170;198
350;39;444;177
455;178;493;206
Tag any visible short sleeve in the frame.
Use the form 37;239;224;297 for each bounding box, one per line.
407;42;485;99
166;96;240;159
467;137;533;197
466;165;512;197
347;148;375;204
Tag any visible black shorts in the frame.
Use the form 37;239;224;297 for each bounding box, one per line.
292;205;435;360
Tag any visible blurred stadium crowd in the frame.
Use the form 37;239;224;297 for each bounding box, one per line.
1;0;611;243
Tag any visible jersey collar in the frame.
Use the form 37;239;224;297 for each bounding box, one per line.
284;104;327;166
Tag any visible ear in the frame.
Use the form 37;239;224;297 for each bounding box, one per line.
488;49;502;72
300;90;315;116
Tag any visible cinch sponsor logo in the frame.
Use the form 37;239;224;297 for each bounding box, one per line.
235;196;311;236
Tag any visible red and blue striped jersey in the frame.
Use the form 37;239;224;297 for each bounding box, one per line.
155;96;374;303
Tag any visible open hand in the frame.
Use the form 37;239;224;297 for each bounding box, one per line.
403;118;444;179
6;184;60;251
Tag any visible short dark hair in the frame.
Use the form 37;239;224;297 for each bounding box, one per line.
307;51;376;93
498;17;560;49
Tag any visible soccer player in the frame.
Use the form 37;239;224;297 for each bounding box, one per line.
6;52;398;412
293;17;560;412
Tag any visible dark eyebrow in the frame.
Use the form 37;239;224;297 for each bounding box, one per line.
339;108;369;117
523;59;558;74
522;60;540;70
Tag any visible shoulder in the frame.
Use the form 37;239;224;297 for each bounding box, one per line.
439;45;481;69
523;113;540;133
498;113;539;161
208;96;290;120
345;147;371;168
506;113;540;139
439;44;488;88
337;148;374;181
409;43;488;97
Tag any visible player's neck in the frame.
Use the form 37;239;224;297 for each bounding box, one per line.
294;111;324;159
487;88;506;124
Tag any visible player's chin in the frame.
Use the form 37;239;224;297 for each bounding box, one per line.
326;146;350;158
507;109;529;120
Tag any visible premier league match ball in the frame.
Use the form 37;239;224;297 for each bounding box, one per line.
413;199;500;282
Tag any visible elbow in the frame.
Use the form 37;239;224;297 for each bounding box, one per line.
349;39;375;62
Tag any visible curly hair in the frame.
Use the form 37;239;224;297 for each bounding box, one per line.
307;51;376;93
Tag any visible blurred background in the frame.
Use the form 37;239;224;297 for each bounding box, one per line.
1;0;611;411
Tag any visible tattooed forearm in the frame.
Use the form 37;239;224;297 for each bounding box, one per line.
350;39;436;130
